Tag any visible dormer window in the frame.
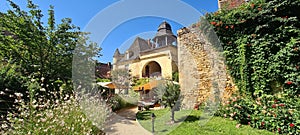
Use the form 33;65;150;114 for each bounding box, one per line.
126;52;129;59
126;51;134;59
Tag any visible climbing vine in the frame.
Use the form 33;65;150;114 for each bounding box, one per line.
206;0;300;97
205;0;300;134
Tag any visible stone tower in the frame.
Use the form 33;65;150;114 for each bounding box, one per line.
152;21;177;47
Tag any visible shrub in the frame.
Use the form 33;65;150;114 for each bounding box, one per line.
108;95;135;111
217;95;300;134
0;81;109;134
96;78;111;82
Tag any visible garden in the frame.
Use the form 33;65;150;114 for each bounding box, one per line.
0;0;299;134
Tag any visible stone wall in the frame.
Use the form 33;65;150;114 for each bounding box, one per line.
177;26;236;109
218;0;245;10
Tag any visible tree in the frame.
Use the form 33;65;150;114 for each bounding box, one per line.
0;0;101;116
159;81;183;123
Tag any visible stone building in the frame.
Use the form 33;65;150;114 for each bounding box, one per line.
113;21;178;79
112;21;236;108
95;62;112;79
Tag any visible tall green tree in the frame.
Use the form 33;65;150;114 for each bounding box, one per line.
0;0;101;115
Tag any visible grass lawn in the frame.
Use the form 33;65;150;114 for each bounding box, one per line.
136;108;275;135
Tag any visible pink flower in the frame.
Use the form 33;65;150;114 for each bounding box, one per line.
236;124;241;128
210;21;217;25
257;7;262;11
290;123;295;128
286;81;293;85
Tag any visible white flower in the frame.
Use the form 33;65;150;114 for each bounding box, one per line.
41;77;45;82
40;118;46;122
60;121;65;126
32;99;37;104
1;123;8;128
0;91;5;95
14;92;23;97
14;99;20;103
31;78;36;82
32;104;38;109
40;88;46;92
47;112;53;118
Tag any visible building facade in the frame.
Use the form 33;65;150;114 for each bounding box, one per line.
113;21;178;80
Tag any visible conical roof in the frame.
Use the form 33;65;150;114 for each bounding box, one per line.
154;21;176;37
113;48;120;57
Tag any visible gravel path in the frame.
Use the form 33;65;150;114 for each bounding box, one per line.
104;106;151;135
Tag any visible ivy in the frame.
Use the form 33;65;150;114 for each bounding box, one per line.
206;0;300;97
207;0;300;134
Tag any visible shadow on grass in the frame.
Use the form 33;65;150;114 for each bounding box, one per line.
159;129;168;133
176;115;205;123
136;111;151;120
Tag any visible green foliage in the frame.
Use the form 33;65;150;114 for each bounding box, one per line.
205;0;300;134
172;71;179;82
0;0;101;116
1;92;106;134
0;0;100;92
161;82;182;109
158;82;183;122
132;77;149;87
206;0;300;96
217;95;300;134
0;0;103;133
108;95;135;111
96;78;111;82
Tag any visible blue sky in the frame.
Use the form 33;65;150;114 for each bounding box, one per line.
0;0;218;63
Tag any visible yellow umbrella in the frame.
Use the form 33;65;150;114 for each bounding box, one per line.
105;82;116;89
97;82;116;89
133;80;161;91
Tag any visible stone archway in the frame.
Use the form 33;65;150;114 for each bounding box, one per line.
142;61;162;78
